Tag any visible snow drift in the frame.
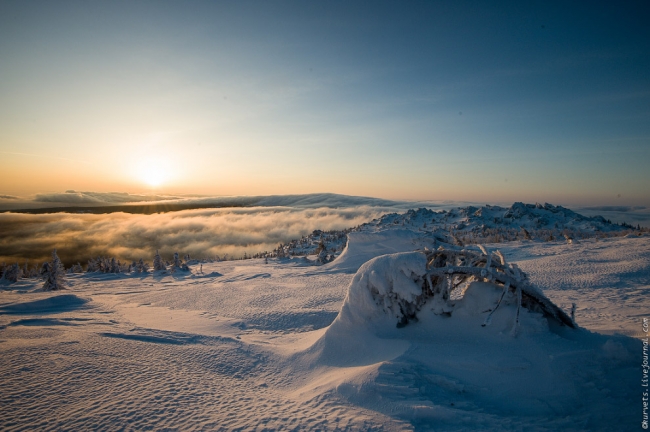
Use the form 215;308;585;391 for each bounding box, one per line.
299;249;641;430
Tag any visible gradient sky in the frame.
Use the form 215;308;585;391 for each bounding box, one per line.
1;0;649;206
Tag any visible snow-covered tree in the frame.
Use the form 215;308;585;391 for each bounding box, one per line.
23;262;39;278
2;263;22;283
170;252;190;272
137;258;149;273
86;257;100;273
67;262;83;274
109;257;120;274
153;250;166;271
316;245;331;265
42;249;66;291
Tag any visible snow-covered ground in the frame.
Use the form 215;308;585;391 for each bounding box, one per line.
1;229;648;430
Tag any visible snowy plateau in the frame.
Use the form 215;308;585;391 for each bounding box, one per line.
1;202;649;431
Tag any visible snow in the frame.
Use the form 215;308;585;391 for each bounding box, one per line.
0;213;648;430
328;228;432;273
335;251;428;327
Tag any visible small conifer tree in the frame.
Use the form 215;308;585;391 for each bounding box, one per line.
43;249;66;291
110;257;120;273
153;250;166;271
2;263;22;283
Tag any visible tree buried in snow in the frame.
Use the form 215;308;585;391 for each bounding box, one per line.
423;247;575;330
343;247;575;333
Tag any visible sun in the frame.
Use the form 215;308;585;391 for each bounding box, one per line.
136;159;169;188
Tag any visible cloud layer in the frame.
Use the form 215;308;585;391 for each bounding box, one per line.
3;193;647;268
33;190;181;204
0;206;389;267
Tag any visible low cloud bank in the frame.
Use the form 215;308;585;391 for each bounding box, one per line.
579;205;647;213
29;192;413;209
193;193;412;209
1;191;452;214
575;206;650;228
33;191;181;204
0;206;390;267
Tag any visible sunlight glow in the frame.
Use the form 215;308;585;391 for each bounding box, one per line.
137;159;169;188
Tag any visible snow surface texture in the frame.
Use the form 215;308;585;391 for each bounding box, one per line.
1;230;648;430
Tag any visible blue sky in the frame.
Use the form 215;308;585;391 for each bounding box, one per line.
0;0;648;205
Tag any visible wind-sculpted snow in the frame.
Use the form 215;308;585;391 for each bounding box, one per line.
0;294;89;314
301;249;641;430
326;229;433;273
337;251;428;326
499;235;650;337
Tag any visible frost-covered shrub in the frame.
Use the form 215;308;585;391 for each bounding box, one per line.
316;245;332;265
339;247;575;333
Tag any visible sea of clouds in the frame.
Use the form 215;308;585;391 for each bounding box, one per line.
0;192;441;266
0;206;395;266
